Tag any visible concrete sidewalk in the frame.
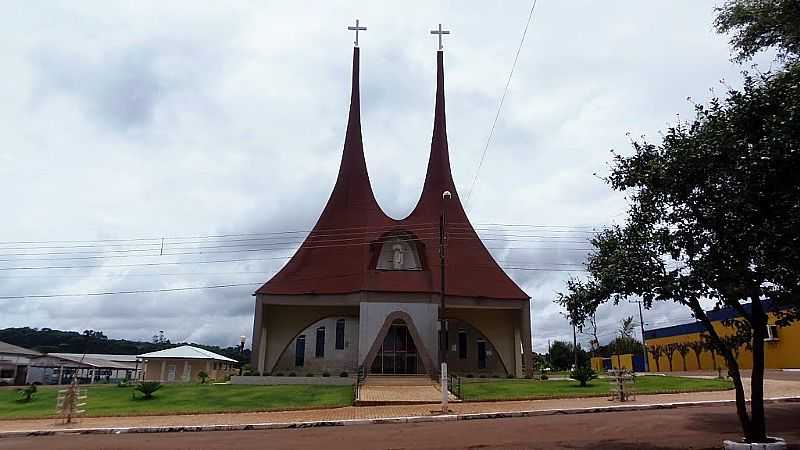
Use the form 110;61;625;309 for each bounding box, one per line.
2;377;798;436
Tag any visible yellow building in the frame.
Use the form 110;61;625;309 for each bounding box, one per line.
138;345;239;383
643;303;800;372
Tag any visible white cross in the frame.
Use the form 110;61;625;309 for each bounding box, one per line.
347;19;367;47
430;23;451;50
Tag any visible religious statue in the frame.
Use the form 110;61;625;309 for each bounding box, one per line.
392;243;405;269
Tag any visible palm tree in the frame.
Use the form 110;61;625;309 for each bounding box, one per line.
687;340;704;370
619;316;636;340
676;343;690;371
648;344;664;372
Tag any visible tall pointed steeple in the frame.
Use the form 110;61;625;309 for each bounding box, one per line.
257;47;392;296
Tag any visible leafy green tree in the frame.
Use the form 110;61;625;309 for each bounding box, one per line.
715;0;800;62
559;2;800;437
546;341;589;371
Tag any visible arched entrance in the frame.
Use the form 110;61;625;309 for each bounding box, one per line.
369;319;422;374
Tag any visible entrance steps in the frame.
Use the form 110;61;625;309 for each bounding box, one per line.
355;374;460;406
362;375;434;386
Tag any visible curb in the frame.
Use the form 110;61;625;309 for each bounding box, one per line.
2;396;798;438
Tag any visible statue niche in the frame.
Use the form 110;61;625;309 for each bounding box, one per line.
376;232;422;271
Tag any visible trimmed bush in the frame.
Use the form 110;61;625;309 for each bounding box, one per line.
570;366;598;387
198;371;209;384
16;385;36;403
322;371;330;377
339;371;349;377
135;382;162;399
289;372;297;377
306;373;315;377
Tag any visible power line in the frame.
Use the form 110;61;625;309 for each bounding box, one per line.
464;0;539;207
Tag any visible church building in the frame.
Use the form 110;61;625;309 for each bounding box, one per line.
251;41;533;378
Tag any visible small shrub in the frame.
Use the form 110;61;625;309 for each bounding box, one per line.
117;378;131;388
275;372;284;377
322;371;331;377
289;372;297;377
339;371;349;377
306;373;315;377
570;366;598;387
507;373;515;379
466;374;474;378
539;373;549;380
198;371;209;384
479;374;487;378
16;385;37;403
135;382;162;399
491;374;499;378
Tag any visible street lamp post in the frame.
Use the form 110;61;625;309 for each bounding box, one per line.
239;335;246;376
439;190;451;414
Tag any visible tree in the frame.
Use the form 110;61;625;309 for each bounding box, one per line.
663;344;677;372
676;343;690;371
619;316;635;340
198;371;209;384
688;341;705;370
546;341;589;371
715;0;800;62
648;345;663;372
558;1;800;437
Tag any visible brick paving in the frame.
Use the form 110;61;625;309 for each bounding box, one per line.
1;377;798;433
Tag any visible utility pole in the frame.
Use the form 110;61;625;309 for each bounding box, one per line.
439;190;451;414
629;300;649;373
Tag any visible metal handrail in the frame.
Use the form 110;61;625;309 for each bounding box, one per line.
447;373;462;400
353;365;365;402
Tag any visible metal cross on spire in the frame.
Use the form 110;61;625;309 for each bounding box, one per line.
430;23;451;50
347;19;367;47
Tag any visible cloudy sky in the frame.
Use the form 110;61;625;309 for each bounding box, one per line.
0;1;774;352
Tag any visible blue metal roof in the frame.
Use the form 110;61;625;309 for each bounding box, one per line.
643;300;783;340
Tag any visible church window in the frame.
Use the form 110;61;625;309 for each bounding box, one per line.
336;319;346;350
477;340;487;369
458;330;467;359
316;327;326;358
295;335;305;367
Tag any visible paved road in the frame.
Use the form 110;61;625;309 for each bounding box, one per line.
1;403;798;450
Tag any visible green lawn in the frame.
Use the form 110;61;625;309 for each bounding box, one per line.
460;375;733;401
0;384;353;420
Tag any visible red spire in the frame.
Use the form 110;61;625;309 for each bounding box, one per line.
257;47;392;295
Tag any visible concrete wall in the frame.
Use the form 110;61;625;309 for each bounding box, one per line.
272;316;359;375
258;303;360;374
358;300;439;370
443;319;506;376
447;308;520;377
645;313;800;371
231;375;354;385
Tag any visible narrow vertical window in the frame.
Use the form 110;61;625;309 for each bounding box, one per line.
458;330;467;359
335;319;346;350
295;335;306;367
316;327;326;358
477;340;487;369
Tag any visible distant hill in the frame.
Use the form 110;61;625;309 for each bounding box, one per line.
0;327;251;364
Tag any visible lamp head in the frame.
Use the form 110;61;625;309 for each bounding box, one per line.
442;190;452;200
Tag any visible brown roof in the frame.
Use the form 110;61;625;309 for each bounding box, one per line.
256;49;528;301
